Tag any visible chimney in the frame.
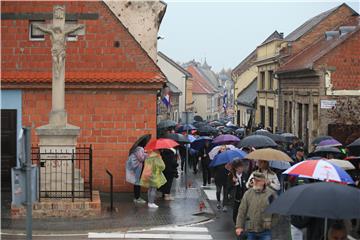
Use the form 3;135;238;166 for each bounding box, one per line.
339;26;356;36
325;31;339;40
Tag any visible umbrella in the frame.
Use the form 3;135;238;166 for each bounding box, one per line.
209;149;247;167
145;138;179;151
348;137;360;148
312;136;333;145
245;148;293;162
252;130;285;142
157;120;177;129
176;124;197;133
212;134;240;145
209;121;223;127
191;136;213;151
315;146;341;154
193;121;206;128
269;160;291;170
193;115;204;122
187;134;196;143
280;133;297;143
209;145;236;160
238;135;277;148
283;160;354;184
164;133;190;144
318;139;342;148
325;159;355;170
129;134;151;156
197;125;218;136
266;182;360;231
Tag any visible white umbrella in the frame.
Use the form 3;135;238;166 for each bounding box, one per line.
209;145;236;160
326;159;355;170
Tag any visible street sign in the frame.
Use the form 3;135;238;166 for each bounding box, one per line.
320;100;336;109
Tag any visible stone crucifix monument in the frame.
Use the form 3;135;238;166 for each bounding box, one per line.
34;5;86;197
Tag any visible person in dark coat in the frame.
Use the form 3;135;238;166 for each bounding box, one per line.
159;148;179;200
290;216;338;240
230;159;248;224
199;140;212;186
213;163;230;212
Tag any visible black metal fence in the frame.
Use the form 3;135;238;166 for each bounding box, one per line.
32;145;93;201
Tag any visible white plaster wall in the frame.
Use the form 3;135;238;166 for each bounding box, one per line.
104;0;166;61
157;54;186;113
193;94;209;120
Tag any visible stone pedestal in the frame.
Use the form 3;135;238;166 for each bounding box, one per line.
36;123;82;197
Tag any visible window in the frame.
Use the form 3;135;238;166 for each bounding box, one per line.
268;71;274;90
268;107;274;131
260;72;265;90
260;106;265;126
29;20;45;41
298;103;303;138
65;20;79;41
284;101;288;132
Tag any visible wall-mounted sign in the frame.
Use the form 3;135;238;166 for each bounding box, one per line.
320;100;337;109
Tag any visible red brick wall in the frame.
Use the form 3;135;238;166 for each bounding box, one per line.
291;5;355;55
1;1;158;73
316;30;360;90
22;90;157;192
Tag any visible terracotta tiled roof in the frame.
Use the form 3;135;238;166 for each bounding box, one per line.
1;72;164;84
277;26;360;73
187;66;214;95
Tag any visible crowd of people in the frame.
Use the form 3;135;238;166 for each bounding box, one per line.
125;119;360;239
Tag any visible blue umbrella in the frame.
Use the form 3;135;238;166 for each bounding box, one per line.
177;124;197;133
209;149;247;167
191;136;213;151
269;160;291;170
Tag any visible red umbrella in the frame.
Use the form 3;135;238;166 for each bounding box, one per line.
145;138;179;151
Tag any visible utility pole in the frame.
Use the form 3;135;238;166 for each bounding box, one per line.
24;127;32;240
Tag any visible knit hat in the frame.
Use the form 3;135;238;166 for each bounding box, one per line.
253;172;266;180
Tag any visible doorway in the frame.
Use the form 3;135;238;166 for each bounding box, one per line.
1;109;17;192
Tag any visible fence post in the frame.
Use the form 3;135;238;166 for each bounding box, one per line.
72;149;75;202
90;145;93;201
106;169;113;212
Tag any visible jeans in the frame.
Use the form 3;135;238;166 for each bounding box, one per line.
247;230;271;240
134;185;141;199
147;187;157;204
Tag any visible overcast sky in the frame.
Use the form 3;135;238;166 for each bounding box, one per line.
158;1;359;72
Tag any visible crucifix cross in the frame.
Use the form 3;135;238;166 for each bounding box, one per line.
32;5;85;126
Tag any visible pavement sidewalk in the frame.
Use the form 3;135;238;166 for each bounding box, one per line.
1;172;214;235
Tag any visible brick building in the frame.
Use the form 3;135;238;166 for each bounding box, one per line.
277;15;360;147
1;1;165;192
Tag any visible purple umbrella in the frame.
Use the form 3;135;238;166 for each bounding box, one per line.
212;134;240;145
318;139;342;147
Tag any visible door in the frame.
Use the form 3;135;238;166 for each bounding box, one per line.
1;109;17;192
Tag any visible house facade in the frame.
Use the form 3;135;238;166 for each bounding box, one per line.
254;31;284;132
157;51;192;122
1;1;165;192
277;18;360;147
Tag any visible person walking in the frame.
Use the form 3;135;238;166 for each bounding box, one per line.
246;160;280;192
140;150;167;208
235;172;277;240
199;140;212;186
159;148;179;200
213;163;230;212
231;159;248;224
126;146;147;204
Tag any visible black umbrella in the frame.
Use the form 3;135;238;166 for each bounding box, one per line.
312;136;333;145
209;121;223;127
280;133;297;143
193;115;204;122
176;124;197;133
129;134;151;156
252;130;285;142
157;120;177;129
197;125;218;136
309;146;345;159
193;121;207;128
348;137;360;148
164;133;190;144
238;135;277;148
266;182;360;238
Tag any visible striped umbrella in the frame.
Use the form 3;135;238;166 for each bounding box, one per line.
283;160;354;184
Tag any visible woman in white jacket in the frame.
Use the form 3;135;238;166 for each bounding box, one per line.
246;160;280;191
